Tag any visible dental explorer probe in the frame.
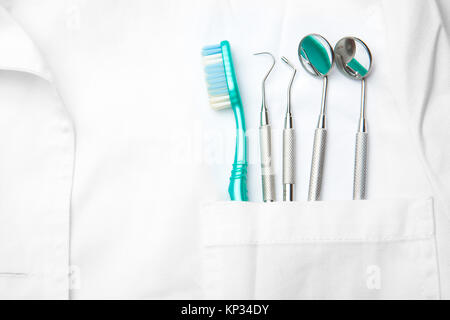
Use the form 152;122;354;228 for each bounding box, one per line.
281;56;297;201
254;52;276;202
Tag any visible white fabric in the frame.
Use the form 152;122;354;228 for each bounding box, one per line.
0;5;73;299
0;0;448;299
202;198;438;299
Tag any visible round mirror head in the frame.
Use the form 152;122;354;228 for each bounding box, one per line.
334;37;372;80
298;34;334;77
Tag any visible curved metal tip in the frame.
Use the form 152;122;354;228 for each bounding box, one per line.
254;51;276;87
254;51;275;59
281;56;297;115
281;56;296;70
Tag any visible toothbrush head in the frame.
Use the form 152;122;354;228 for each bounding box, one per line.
201;41;242;111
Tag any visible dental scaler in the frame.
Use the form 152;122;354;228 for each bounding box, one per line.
281;56;297;201
254;52;276;202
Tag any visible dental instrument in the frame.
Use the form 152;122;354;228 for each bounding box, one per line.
281;56;297;201
254;52;276;202
201;41;248;201
334;37;373;200
298;34;334;201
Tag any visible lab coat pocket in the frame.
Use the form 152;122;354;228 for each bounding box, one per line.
200;198;439;299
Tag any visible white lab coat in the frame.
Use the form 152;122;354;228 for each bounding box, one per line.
0;0;449;299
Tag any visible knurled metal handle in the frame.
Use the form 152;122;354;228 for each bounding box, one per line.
283;128;295;185
353;131;368;200
259;125;275;202
308;128;327;201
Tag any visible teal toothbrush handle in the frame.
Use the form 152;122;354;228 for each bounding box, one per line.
220;40;248;201
228;105;248;201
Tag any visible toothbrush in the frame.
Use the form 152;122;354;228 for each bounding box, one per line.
201;41;248;201
254;52;276;202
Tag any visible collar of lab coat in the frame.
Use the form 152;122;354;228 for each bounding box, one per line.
0;5;51;81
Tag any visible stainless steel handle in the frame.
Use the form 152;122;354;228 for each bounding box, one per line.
259;124;275;202
308;128;327;201
283;128;295;201
353;131;368;200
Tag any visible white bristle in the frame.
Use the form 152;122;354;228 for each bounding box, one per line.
208;94;231;110
202;54;223;65
210;101;231;110
209;95;230;103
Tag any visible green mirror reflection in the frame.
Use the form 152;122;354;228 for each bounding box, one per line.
298;34;334;77
334;37;372;80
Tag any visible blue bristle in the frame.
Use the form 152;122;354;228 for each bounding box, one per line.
209;88;228;96
202;44;222;56
205;68;223;75
207;78;227;88
205;69;224;77
202;43;230;99
208;83;227;90
202;48;222;56
205;63;224;73
207;73;225;79
207;76;226;85
207;75;225;84
203;44;221;50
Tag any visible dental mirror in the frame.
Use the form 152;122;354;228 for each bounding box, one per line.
298;34;334;201
334;37;372;80
334;37;373;200
299;34;334;77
